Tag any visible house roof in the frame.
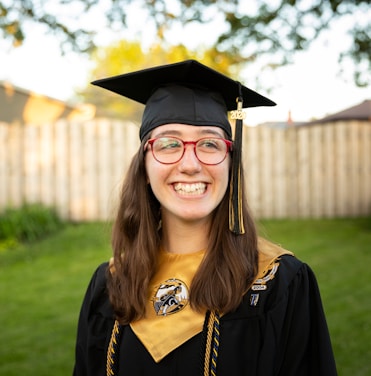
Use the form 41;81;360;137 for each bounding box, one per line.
0;81;95;125
311;99;371;123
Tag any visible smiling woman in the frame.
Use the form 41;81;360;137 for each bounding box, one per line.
145;123;231;229
72;60;337;376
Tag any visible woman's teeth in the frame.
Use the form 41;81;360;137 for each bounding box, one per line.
174;183;206;195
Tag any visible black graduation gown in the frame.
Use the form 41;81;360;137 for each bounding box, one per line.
73;255;337;376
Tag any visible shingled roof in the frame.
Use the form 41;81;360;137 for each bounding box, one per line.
313;99;371;123
0;81;95;125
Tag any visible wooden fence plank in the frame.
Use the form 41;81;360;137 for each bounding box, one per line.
260;126;274;218
96;119;112;221
272;129;287;218
285;127;299;218
109;121;126;218
359;124;371;215
244;126;261;217
23;125;41;204
297;126;311;218
107;121;140;219
0;124;8;208
81;120;98;220
322;124;336;217
54;120;70;219
39;123;55;207
68;121;83;220
311;125;323;218
348;121;361;216
334;122;349;216
7;124;23;207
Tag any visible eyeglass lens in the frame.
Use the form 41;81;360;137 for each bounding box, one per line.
151;137;229;165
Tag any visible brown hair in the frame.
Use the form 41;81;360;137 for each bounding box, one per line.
107;136;258;324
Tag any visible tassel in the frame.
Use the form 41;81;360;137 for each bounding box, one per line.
229;84;245;235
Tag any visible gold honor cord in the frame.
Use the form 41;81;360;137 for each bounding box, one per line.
203;310;221;376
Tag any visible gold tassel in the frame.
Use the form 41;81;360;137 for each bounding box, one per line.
229;87;245;235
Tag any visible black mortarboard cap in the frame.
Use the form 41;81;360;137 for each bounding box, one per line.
92;60;275;139
92;60;276;234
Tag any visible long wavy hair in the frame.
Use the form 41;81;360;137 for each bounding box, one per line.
107;134;259;324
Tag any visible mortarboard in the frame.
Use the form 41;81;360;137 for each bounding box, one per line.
92;60;276;234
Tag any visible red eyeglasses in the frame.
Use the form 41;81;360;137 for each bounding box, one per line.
145;136;232;165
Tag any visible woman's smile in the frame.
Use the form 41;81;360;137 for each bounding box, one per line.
173;182;207;196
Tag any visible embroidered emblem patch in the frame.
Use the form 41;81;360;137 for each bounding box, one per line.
254;261;279;285
152;278;189;316
249;260;280;306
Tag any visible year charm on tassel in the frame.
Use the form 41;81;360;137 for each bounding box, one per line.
230;98;246;120
230;109;246;120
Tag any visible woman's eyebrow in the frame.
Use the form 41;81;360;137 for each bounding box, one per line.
199;129;224;137
152;130;182;138
152;128;225;138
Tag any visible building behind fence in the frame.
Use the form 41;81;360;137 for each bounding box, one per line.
0;119;370;220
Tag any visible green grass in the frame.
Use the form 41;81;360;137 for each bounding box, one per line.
0;222;112;376
0;218;370;375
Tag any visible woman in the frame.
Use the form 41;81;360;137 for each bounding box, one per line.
73;60;337;375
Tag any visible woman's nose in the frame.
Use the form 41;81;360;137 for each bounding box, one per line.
178;144;202;173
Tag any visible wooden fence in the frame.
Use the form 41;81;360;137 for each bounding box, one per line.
0;119;370;220
243;121;371;218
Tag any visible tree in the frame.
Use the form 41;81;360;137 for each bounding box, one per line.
81;41;242;122
1;0;370;86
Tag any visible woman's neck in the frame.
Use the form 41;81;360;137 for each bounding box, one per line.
161;218;210;254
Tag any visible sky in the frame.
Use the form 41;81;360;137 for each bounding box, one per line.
0;4;370;126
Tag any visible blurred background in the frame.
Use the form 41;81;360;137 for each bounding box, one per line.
0;1;370;375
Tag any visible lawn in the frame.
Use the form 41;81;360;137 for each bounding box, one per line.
0;217;370;375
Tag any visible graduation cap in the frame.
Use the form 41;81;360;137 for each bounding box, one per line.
92;60;276;235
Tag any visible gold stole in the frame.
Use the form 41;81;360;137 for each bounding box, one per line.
129;238;293;362
130;249;206;362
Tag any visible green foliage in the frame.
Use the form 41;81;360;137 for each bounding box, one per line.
0;218;370;375
0;204;64;250
84;41;242;120
1;0;370;87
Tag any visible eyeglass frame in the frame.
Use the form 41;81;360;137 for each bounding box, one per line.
145;136;233;165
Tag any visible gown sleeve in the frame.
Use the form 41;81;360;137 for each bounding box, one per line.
272;259;338;375
72;262;115;376
218;255;338;376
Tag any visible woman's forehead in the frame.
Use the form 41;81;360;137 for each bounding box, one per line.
150;124;226;138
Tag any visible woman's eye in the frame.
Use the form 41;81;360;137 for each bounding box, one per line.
199;139;219;149
157;138;182;150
